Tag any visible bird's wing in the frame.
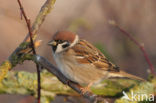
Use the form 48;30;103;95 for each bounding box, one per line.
71;39;119;72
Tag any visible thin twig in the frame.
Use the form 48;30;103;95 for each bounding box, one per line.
23;0;56;42
0;0;56;91
17;0;41;103
110;21;155;75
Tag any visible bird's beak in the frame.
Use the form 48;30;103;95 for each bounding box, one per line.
47;40;57;46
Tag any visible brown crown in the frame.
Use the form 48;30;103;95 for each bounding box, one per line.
53;31;76;43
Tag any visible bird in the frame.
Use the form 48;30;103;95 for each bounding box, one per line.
48;31;144;93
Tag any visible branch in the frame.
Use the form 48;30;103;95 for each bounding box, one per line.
0;71;70;103
0;0;98;102
34;55;142;102
0;54;156;102
17;0;36;54
17;0;41;102
0;67;155;103
0;0;56;82
23;0;56;42
109;20;155;75
0;1;154;102
34;55;97;102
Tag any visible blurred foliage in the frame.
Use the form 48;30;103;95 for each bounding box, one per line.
67;18;91;32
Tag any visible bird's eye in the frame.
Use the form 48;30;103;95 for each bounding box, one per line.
56;40;64;44
62;42;70;48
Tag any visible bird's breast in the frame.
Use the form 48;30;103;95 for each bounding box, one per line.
53;51;106;86
53;53;78;82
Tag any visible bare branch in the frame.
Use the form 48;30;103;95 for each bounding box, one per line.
17;0;41;102
0;0;96;102
109;20;155;75
0;0;56;81
0;1;56;103
23;0;56;42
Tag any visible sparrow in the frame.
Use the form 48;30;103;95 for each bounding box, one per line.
48;31;144;93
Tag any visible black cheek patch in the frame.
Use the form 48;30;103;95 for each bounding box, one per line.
52;45;57;52
62;43;70;48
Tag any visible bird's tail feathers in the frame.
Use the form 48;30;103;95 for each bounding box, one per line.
108;70;145;81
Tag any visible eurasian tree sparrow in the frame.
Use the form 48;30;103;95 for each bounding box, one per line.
48;31;144;92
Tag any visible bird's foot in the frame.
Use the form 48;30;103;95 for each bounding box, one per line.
80;82;93;94
80;87;91;94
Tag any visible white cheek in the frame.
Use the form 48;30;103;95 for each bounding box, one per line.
54;35;79;54
55;42;68;53
55;44;63;53
70;35;79;47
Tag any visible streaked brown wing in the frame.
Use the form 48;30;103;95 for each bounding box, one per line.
72;39;119;72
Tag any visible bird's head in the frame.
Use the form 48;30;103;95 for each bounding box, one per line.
48;31;79;54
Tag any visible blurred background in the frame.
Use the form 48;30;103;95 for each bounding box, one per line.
0;0;156;103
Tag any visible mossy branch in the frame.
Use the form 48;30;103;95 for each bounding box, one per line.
0;70;155;103
0;0;56;82
0;0;155;102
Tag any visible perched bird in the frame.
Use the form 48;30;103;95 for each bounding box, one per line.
48;31;144;93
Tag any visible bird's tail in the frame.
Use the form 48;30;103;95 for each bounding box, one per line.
108;70;145;81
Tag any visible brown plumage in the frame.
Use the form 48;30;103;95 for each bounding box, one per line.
48;31;145;91
53;31;76;43
72;40;119;72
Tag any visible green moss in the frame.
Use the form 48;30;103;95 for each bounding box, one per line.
0;61;12;82
19;42;30;49
115;82;154;103
91;79;137;96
